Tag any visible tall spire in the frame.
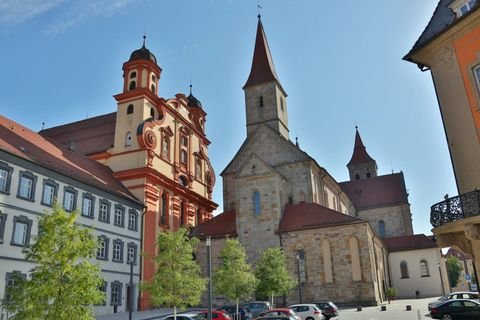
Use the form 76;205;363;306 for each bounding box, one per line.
346;127;378;180
243;16;284;92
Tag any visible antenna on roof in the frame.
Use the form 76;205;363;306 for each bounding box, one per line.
257;4;262;19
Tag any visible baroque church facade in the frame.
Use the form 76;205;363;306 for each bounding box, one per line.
193;16;419;306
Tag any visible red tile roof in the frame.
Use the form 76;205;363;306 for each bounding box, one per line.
0;115;141;205
243;17;284;92
191;210;237;239
40;112;116;156
347;128;376;166
340;173;409;210
382;234;438;252
279;202;365;233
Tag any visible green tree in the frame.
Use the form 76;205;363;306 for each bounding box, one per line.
2;204;104;320
255;247;295;304
214;238;256;314
446;256;463;288
142;228;206;319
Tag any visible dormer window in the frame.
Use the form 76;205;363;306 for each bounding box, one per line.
454;0;476;16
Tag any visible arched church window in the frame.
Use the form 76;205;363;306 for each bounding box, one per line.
350;237;361;281
420;260;429;277
253;191;261;215
130;71;136;79
127;104;134;115
259;96;264;107
400;261;409;278
125;132;132;147
151;74;156;82
296;248;306;283
129;81;136;91
378;220;386;238
160;192;168;225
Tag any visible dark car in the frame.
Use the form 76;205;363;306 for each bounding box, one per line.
313;301;338;320
429;299;480;319
428;292;480;310
218;305;253;320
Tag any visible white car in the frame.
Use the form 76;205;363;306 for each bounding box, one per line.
288;304;324;320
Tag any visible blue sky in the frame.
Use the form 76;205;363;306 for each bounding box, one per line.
0;0;455;236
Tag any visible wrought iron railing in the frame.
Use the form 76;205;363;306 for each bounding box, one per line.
431;190;480;227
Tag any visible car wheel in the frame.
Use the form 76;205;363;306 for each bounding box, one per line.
306;317;314;320
441;314;452;320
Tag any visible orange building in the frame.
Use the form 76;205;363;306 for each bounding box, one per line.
41;37;218;309
404;0;480;280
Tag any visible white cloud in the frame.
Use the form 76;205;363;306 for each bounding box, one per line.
0;0;66;24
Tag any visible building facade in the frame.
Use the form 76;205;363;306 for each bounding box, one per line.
405;0;480;282
0;116;144;315
40;38;218;309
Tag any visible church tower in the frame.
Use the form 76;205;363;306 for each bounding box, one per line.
243;15;289;139
347;127;378;181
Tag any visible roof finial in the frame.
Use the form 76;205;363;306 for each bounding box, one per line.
189;83;193;95
41;122;45;130
142;34;146;47
295;136;299;147
257;4;262;19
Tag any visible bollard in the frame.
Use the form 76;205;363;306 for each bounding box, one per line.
381;305;386;311
406;305;412;311
356;306;362;311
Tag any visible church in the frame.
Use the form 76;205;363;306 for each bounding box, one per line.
192;16;445;306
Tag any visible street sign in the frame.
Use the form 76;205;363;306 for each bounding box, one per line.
466;274;471;282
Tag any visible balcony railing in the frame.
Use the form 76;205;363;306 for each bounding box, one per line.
431;190;480;228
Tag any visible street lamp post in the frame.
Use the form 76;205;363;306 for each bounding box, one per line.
129;257;134;320
296;253;303;304
207;236;213;320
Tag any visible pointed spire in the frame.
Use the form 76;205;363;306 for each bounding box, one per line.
142;35;146;48
347;127;376;166
243;16;284;92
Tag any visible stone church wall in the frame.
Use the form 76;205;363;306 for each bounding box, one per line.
357;204;412;238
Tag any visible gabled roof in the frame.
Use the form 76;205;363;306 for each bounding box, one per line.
279;202;365;233
243;16;285;93
39;112;117;155
383;234;438;252
347;127;376;167
339;173;409;210
191;210;237;239
40;113;116;156
404;0;480;59
0;115;141;205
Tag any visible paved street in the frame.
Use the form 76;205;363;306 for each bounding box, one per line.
96;297;435;320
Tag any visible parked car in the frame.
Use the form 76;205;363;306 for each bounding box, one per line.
164;313;205;320
217;305;253;320
258;308;301;320
197;310;231;320
429;299;480;319
428;291;480;310
288;304;324;320
313;301;338;320
256;315;297;320
243;301;272;318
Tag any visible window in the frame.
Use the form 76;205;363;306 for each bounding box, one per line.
17;171;37;201
81;194;95;218
296;248;306;283
366;172;371;178
253;191;261;215
129;81;136;91
112;239;124;262
280;97;284;111
41;179;58;206
180;201;186;226
0;212;7;242
127;104;134;114
179;175;188;187
114;205;125;227
125;131;132;147
180;135;189;166
180;150;188;165
400;261;409;278
195;159;202;180
162;136;170;160
378;220;386;238
355;174;360;180
128;210;138;231
151;84;155;93
152;74;156;82
99;200;111;223
127;242;137;264
111;281;122;306
63;187;77;212
0;162;13;193
4;271;26;302
11;216;32;246
474;64;480;96
97;236;109;260
130;71;136;79
259;96;264;107
420;259;429;277
160;192;168;225
458;0;476;16
196;208;201;226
